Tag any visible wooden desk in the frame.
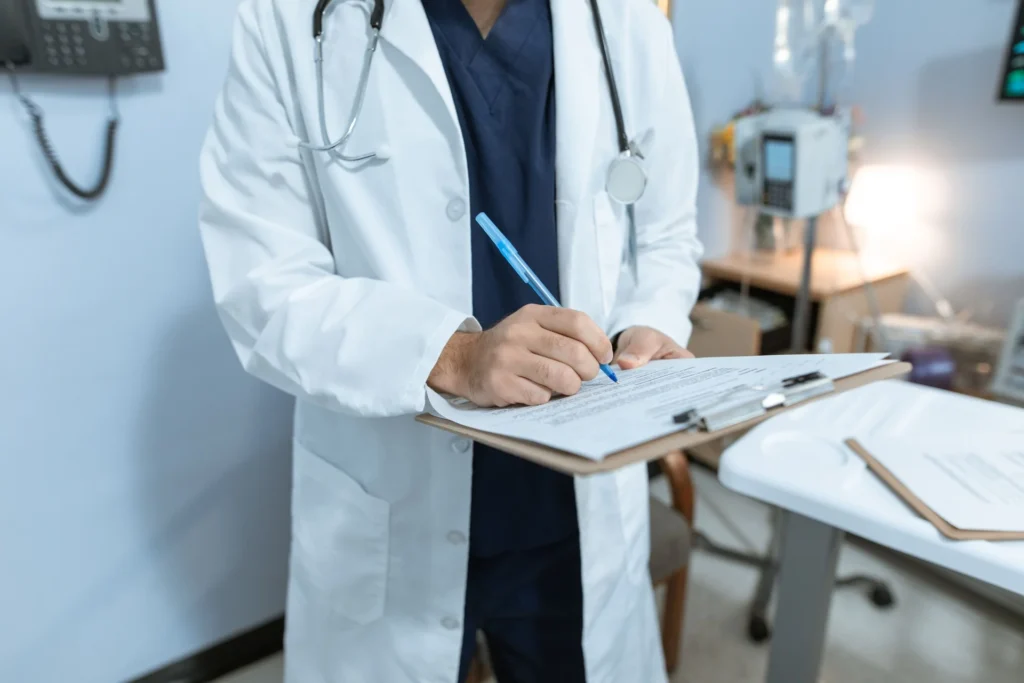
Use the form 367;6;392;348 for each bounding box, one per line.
701;249;911;354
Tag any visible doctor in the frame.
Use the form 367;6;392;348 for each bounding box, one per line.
199;0;701;680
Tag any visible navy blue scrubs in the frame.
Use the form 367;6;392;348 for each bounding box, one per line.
421;0;585;680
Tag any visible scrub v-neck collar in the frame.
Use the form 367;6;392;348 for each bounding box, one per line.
422;0;546;109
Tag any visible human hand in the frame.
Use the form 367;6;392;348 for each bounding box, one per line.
428;305;614;407
613;326;693;370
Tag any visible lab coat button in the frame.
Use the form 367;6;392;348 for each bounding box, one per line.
447;531;467;545
451;438;471;454
446;198;466;221
441;616;461;630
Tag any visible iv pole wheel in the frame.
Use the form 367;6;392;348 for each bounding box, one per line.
870;583;896;608
747;615;771;643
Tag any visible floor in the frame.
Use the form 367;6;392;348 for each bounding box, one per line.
215;468;1024;683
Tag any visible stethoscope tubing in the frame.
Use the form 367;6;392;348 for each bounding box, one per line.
307;0;643;280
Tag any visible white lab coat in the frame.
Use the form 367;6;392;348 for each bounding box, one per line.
198;0;702;680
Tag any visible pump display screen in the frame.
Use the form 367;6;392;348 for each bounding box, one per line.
764;139;794;182
760;134;795;212
1000;0;1024;100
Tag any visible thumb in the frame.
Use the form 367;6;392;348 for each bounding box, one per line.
615;333;661;370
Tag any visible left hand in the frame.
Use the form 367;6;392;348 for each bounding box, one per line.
613;326;694;370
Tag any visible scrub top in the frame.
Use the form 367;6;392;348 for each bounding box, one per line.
422;0;579;557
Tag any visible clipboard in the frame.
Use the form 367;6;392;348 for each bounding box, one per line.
416;361;912;476
845;438;1024;542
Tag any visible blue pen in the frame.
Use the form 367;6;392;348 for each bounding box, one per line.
475;212;618;383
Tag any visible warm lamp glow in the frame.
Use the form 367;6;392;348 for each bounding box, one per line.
843;164;948;268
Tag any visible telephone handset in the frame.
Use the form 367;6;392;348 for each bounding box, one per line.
1;0;165;201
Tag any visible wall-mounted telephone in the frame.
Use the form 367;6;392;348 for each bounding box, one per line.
1;0;165;201
1;0;164;75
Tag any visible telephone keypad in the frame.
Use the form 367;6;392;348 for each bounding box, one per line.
32;18;165;75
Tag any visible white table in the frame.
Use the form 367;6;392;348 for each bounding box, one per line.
719;380;1024;683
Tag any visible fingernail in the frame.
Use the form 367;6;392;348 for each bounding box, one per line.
619;353;638;363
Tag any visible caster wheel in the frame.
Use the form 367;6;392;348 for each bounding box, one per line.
870;584;895;609
747;615;771;643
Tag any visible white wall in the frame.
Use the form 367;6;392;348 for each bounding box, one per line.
675;0;1024;327
0;2;293;682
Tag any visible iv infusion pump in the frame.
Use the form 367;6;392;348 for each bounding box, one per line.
733;109;849;219
1;0;164;75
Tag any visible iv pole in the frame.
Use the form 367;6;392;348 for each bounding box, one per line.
789;24;834;353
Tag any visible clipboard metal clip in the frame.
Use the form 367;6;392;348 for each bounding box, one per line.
672;371;835;433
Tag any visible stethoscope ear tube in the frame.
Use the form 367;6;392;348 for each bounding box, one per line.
309;0;643;280
313;0;333;38
369;0;385;30
588;0;643;282
315;0;384;37
587;0;628;154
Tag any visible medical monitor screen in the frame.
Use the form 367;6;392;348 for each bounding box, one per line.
763;138;795;182
999;0;1024;100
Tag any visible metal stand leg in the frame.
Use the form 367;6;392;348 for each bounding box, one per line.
790;215;818;353
765;511;843;683
693;532;773;569
684;456;895;644
695;520;896;644
747;509;782;642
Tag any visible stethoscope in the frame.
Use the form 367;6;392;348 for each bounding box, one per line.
300;0;646;279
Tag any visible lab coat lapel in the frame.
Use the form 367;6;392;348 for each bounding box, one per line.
552;0;602;313
379;0;462;143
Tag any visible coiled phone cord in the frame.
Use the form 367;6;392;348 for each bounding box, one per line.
5;63;120;202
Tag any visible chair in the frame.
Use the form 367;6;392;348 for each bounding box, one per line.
466;452;696;682
649;450;695;672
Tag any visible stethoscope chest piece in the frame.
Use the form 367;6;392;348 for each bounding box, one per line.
606;151;646;205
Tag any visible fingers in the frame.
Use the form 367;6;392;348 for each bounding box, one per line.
522;305;613;366
614;330;662;370
656;346;695;360
496;376;552;407
614;327;693;369
525;329;601;381
616;352;654;369
517;353;584;397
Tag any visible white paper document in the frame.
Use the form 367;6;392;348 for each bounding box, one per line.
856;434;1024;533
426;353;891;460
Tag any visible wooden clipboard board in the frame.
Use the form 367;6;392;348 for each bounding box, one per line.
416;361;912;476
845;439;1024;542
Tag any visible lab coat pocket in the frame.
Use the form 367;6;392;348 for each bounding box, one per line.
593;191;626;317
291;440;391;625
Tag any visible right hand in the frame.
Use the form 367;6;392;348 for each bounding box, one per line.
428;304;614;407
